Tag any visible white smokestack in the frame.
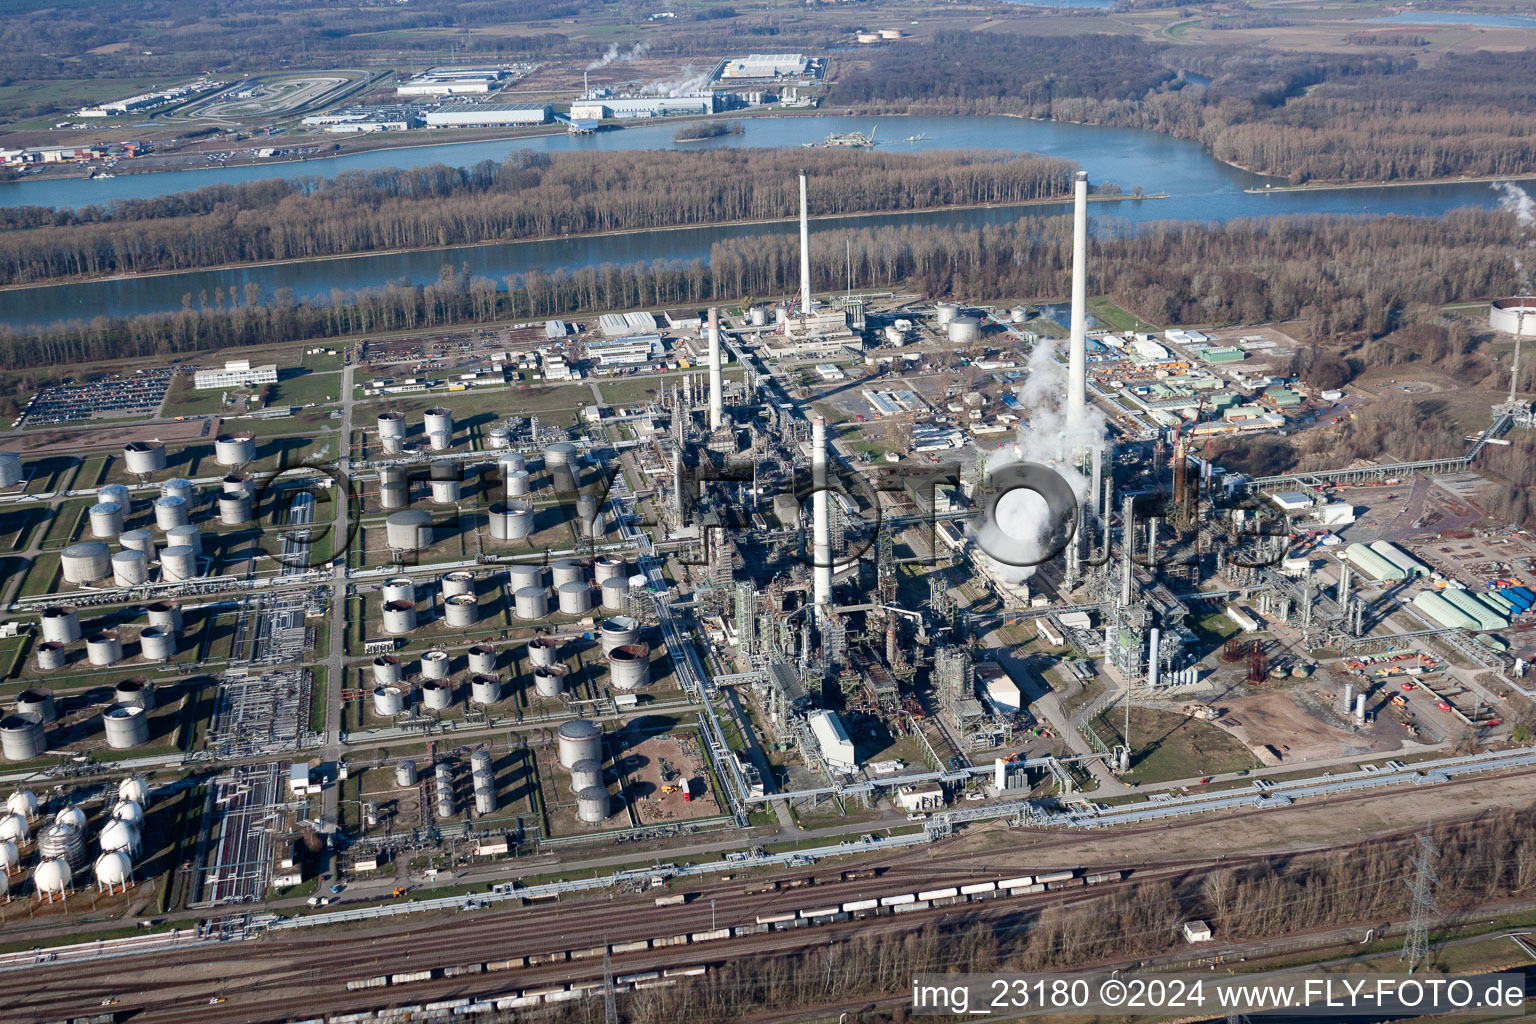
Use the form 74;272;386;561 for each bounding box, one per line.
799;171;813;316
1067;170;1089;425
1355;693;1367;724
1147;627;1160;688
812;415;832;623
708;306;723;431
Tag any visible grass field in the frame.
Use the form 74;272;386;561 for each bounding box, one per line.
1092;706;1258;783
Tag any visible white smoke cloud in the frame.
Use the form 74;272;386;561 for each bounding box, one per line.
639;67;711;97
1493;181;1536;293
972;336;1106;584
586;42;650;71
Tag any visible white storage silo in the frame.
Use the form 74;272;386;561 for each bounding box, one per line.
85;631;124;667
119;529;156;561
373;686;406;717
466;644;496;675
557;582;593;615
473;777;497;815
165;524;202;556
498;450;526;475
221;473;252;497
543;441;577;469
138;626;176;662
428;432;449;452
60;542;111;584
527;637;560;669
533;666;567;698
16;687;56;724
214;432;256;467
218;494;253;526
122;441;167;476
607;645;651;690
102;704;150;749
97;483;131;508
377;411;407;454
146;601;182;631
381;577;415;605
469;674;502;705
153;496;189;531
159;545;198;582
443;594;479;628
488;427;511;450
441;571;475;598
111;549;148;587
40;606;81;644
429;466;461;504
420;649;451;681
569;759;603;792
34;643;66;672
576;787;610;823
385;509;432;550
381;600;417;634
371;655;403;686
934;301;960;325
947;315;982;345
89;502;125;539
599;615;641;654
0;714;46;761
514;586;549;620
557;719;602;768
421;681;453;711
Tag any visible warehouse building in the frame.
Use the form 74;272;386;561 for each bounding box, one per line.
423;104;551;127
397;66;508;96
809;709;857;771
599;312;659;337
720;54;809;79
1342;543;1406;582
571;96;714;120
301;106;421;132
1369;540;1430;578
194;359;278;390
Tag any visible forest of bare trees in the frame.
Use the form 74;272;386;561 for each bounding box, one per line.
829;33;1536;183
0;149;1075;286
3;209;1521;372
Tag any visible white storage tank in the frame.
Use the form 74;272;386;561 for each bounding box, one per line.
443;593;479;628
85;631;124;667
378;467;408;509
599;616;640;654
947;315;982;345
600;577;630;612
111;549;148;587
119;529;156;560
435;763;456;818
122;440;167;476
466;644;497;675
429;463;461;504
15;688;56;724
569;758;603;792
1011;305;1029;323
557;581;593;615
218;494;253;526
114;678;155;710
441;571;475;598
0;839;18;875
34;643;66;672
377;411;407;453
487;427;511;450
533;665;567;698
160;478;193;502
527;637;560;669
506;563;546;592
576;787;610;824
607;644;651;690
750;305;768;326
395;759;419;787
428;431;450;452
61;541;112;584
165;524;202;556
385;509;433;550
98;818;139;854
138;626;176;662
470;674;502;705
420;649;451;680
89;502;125;539
371;654;403;686
557;719;602;768
40;605;81;644
421;681;453;711
32;857;72;898
214;432;256;467
118;778;151;808
220;473;252;497
94;850;133;892
473;776;497;815
551;558;587;588
146;601;182;631
110;800;144;826
934;301;960;325
382;600;418;634
0;451;20;488
97;483;131;508
0;714;46;761
593;557;627;584
423;407;454;440
503;469;531;498
497;451;525;476
159;545;198;582
489;503;534;541
1490;297;1536;337
7;791;38;820
543;441;577;469
0;812;29;843
102;704;150;749
381;577;416;605
53;805;85;831
38;821;87;869
514;586;549;620
373;686;406;717
153;496;189;531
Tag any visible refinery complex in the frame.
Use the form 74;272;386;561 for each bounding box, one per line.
4;168;1536;1023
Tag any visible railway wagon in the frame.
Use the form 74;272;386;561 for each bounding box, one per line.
733;922;769;937
390;969;436;985
345;977;389;991
1035;870;1075;884
443;963;483;977
799;905;841;919
652;934;690;948
757;910;797;925
916;887;958;901
880;892;916;907
960;882;997;896
690;928;731;942
1047;876;1086;890
571;945;606;960
893;899;931;913
1008;881;1046;894
997;875;1034;889
1086;871;1124;885
655;893;687;906
610;939;651;954
842;898;879;914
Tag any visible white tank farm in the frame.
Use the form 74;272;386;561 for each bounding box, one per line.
32;857;72;897
473;778;497;816
420;649;451;680
88;502;125;539
381;577;415;605
85;631;124;667
0;812;29;843
160;477;193;502
533;665;567;698
434;763;456;819
599;616;641;654
0;714;46;761
395;759;419;787
502;469;530;498
165;524;202;556
489;503;534;541
111;549;148;587
557;719;602;768
506;563;546;592
421;681;453;711
378;467;408;509
7;791;38;820
569;758;603;793
119;529;157;560
750;305;768;326
428;430;450;452
16;687;57;723
103;705;150;749
97;483;131;507
373;686;406;717
423;407;454;439
514;586;549;620
122;440;167;476
159;545;198;582
0;451;20;488
557;581;593;615
94;850;133;891
551;558;587;587
377;410;407;443
1490;297;1536;337
576;786;610;823
214;432;256;467
98;817;140;854
40;606;81;644
440;570;475;598
60;542;112;584
385;510;433;550
146;601;182;630
466;644;497;675
527;637;560;669
218;494;253;526
947;315;982;344
443;594;479;628
600;577;630;612
38;821;87;868
34;643;66;672
606;645;651;690
118;777;151;807
934;301;960;325
382;600;418;634
153;495;189;531
429;464;461;504
371;655;403;686
469;674;502;705
593;556;627;584
138;626;176;662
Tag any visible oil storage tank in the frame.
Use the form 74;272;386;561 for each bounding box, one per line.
146;601;182;630
85;631;124;667
111;549;148;587
557;719;602;768
429;462;461;504
373;686;406;717
40;606;81;644
34;643;66;671
165;524;202;556
0;452;20;488
382;600;418;634
533;665;568;697
600;577;630;612
119;529;156;560
557;581;592;615
421;681;453;711
506;563;546;592
371;655;403;686
214;432;256;467
420;649;451;680
89;502;124;539
113;678;155;710
551;558;587;588
502;469;531;498
607;645;651;690
221;473;252;497
138;626;176;661
98;483;131;507
527;637;560;669
441;570;475;597
514;586;549;620
377;411;407;454
102;704;150;749
159;545;198;582
543;441;577;470
947;315;982;345
153;496;189;531
60;542;111;584
122;441;167;476
569;759;602;792
385;509;432;551
443;594;479;628
466;644;496;675
599;616;640;654
489;503;533;541
470;674;502;705
0;714;45;761
593;557;627;584
381;577;416;605
218;494;253;526
161;478;192;502
395;759;418;787
576;787;610;824
16;688;57;723
423;407;454;441
378;467;408;509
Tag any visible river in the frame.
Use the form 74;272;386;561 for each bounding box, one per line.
0;113;1525;332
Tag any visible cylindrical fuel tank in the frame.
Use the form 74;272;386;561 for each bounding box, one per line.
557;719;602;768
514;586;549;620
543;442;577;470
576;787;609;823
40;606;81;645
599;615;641;654
420;649;451;681
557;581;593;615
607;644;651;690
506;563;545;592
161;478;193;503
85;631;123;667
600;577;630;612
533;666;567;698
88;502;124;539
0;451;21;488
381;600;417;634
421;681;453;711
551;558;587;588
423;407;454;440
429;463;461;504
221;473;253;497
159;545;198;582
469;674;502;705
102;704;150;749
112;549;147;587
527;637;560;669
165;524;202;556
15;688;57;723
371;655;403;686
153;496;189;531
502;470;530;497
466;644;496;675
488;503;533;541
377;411;407;445
0;714;46;761
593;557;627;584
34;643;66;671
122;440;167;476
119;529;156;561
378;467;408;509
113;678;155;710
218;494;253;526
146;601;182;631
381;577;415;605
60;542;111;584
498;451;526;476
569;758;603;792
373;686;406;717
214;432;256;467
138;626;176;661
97;483;131;508
487;427;510;450
395;759;418;787
384;510;432;550
443;594;479;628
440;571;475;598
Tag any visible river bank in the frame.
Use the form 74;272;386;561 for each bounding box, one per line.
1244;173;1536;195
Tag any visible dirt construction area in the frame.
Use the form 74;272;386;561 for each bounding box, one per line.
621;730;722;824
4;416;217;456
1212;690;1418;764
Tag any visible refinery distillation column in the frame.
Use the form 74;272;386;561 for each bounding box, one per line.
1067;170;1089;425
812;415;832;625
708;306;724;431
799;171;814;315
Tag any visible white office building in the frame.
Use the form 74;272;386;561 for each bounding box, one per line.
193;359;278;390
423;104;551;127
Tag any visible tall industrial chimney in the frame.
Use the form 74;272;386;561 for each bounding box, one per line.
1147;628;1161;688
1067;170;1089;425
707;306;724;431
799;172;813;316
812;415;832;623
